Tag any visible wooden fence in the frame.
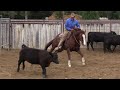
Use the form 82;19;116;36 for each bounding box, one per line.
0;18;10;50
1;19;120;49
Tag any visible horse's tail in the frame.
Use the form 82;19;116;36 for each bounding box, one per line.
44;40;53;50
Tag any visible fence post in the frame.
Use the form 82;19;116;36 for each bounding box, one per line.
110;20;112;31
62;11;64;33
0;15;2;54
8;18;11;51
0;18;2;54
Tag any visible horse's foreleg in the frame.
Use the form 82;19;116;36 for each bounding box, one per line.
77;50;86;65
67;49;71;67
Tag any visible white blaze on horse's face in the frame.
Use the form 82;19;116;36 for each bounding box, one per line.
82;34;86;45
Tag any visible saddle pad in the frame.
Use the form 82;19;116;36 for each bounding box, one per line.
59;33;64;38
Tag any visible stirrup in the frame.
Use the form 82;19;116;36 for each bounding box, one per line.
55;46;62;51
58;46;62;49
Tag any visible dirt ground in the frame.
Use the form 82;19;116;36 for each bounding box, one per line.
0;48;120;79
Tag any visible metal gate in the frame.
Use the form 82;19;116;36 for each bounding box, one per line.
0;18;11;50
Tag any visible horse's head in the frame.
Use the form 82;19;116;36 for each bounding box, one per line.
72;28;86;46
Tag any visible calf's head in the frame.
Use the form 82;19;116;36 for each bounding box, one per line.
49;52;59;64
110;31;116;35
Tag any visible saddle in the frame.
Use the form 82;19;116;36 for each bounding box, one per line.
59;32;72;40
58;32;72;49
59;33;63;38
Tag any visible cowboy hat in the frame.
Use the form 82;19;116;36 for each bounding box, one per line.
71;13;75;17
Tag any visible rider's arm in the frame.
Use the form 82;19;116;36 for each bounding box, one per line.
65;19;73;31
75;20;80;29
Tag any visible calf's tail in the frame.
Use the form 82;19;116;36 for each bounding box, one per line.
22;44;29;49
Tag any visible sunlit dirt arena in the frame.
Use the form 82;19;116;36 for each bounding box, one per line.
0;48;120;79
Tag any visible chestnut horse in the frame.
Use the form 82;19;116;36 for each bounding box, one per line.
44;28;86;67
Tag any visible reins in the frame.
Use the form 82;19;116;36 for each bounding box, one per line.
72;31;81;46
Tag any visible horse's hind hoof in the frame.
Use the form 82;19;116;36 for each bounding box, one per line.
82;63;86;66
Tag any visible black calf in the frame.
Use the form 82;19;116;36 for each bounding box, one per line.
17;44;59;78
87;31;116;51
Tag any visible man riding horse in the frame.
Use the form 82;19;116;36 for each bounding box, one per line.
45;13;86;67
55;12;81;51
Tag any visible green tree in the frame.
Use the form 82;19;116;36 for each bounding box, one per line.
54;11;63;19
28;11;53;19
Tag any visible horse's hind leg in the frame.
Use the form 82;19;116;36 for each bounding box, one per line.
77;50;86;65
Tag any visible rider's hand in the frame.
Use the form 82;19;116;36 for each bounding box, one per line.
74;26;78;29
74;27;79;30
71;29;74;32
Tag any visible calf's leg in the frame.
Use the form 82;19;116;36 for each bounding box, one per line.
41;66;47;78
90;42;94;51
108;45;112;52
103;43;107;53
87;41;90;50
22;61;25;70
112;45;117;52
17;60;23;72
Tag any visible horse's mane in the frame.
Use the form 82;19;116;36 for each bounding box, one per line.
72;28;85;36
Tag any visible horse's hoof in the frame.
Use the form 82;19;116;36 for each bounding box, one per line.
68;65;71;67
82;63;86;66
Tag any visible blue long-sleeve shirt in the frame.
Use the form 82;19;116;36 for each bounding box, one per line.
65;18;80;31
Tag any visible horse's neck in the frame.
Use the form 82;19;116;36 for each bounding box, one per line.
69;34;79;44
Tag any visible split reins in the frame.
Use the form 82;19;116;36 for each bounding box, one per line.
72;30;81;46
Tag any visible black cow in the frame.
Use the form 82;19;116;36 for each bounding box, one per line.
87;31;116;51
17;44;59;78
104;35;120;53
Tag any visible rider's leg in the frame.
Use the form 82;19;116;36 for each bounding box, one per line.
66;31;71;40
55;30;69;50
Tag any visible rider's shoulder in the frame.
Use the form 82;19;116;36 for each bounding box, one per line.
66;18;71;21
75;19;79;22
